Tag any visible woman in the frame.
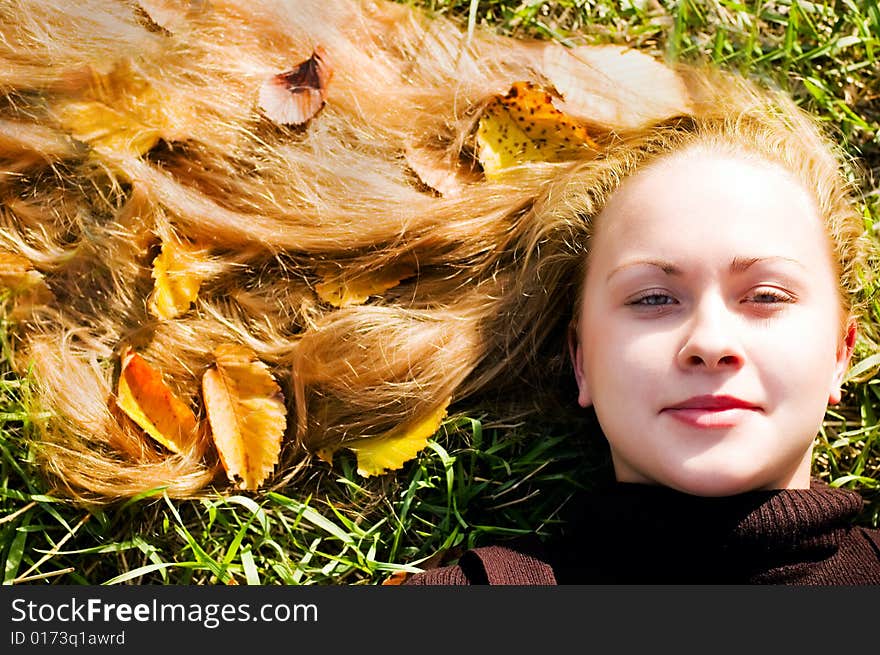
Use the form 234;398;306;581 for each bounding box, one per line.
403;75;880;585
2;2;878;585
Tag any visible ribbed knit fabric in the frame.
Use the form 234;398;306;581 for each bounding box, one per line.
403;479;880;585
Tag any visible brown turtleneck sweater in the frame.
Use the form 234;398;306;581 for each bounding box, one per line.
403;479;880;585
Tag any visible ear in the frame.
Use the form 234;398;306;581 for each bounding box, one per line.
567;321;592;408
828;318;858;405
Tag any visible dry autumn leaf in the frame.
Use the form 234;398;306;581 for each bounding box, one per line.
314;261;417;308
0;250;54;319
381;571;411;585
148;239;206;320
202;344;287;491
116;347;200;453
404;143;481;198
541;44;691;130
138;0;211;33
58;101;162;157
259;46;333;126
475;81;599;179
56;61;197;158
321;397;451;477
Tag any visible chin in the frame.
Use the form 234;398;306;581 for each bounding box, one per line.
661;469;768;498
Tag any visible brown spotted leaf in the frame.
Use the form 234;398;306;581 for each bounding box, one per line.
202;344;286;491
475;81;599;178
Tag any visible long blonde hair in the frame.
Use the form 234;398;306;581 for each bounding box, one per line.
1;0;874;502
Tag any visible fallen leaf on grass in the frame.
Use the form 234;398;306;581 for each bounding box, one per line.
148;239;206;320
314;261;417;308
258;46;333;126
202;344;287;491
381;571;411;585
475;81;599;178
116;347;200;453
323;397;452;477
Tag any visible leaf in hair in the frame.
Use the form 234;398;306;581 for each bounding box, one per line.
338;397;452;478
475;81;599;179
258;46;333;126
115;348;200;454
404;143;481;198
56;62;197;157
148;239;206;320
137;0;211;34
201;344;287;491
58;102;162;157
541;44;691;129
314;261;417;307
0;250;55;320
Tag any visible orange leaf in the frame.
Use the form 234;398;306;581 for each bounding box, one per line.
202;344;287;491
381;571;411;585
258;46;333;126
116;348;200;453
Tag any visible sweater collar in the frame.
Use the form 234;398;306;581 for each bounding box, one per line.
580;478;863;557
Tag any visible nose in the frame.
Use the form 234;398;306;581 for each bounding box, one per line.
676;292;745;370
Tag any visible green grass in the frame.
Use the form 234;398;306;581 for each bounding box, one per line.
2;0;879;585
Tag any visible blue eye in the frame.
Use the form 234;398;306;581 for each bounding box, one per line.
750;289;794;304
629;292;676;306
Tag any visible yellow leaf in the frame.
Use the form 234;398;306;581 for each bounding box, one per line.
116;348;200;453
202;344;287;491
342;398;452;477
475;81;599;178
58;101;162;157
314;261;417;308
56;61;196;157
148;239;205;320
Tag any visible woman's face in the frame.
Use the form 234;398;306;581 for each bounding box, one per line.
569;147;856;496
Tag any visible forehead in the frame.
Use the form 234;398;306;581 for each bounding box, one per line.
592;147;826;263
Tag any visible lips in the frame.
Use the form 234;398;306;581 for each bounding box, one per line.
664;394;760;411
661;395;761;429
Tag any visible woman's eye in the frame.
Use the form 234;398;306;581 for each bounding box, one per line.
749;288;795;304
629;293;676;306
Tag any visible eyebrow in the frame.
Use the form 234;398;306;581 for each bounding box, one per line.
606;256;807;282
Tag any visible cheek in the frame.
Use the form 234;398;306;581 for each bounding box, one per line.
758;311;839;394
582;328;668;401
